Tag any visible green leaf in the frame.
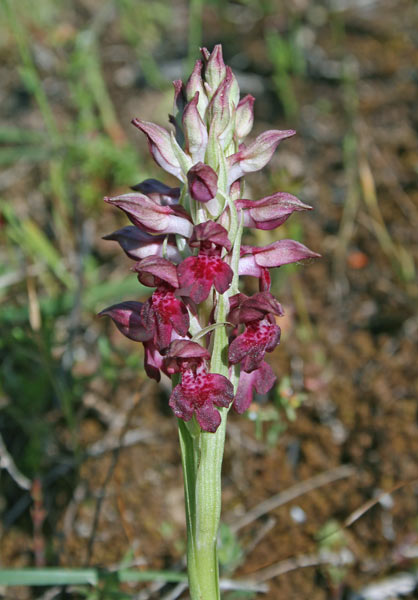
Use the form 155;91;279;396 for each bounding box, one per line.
0;569;98;587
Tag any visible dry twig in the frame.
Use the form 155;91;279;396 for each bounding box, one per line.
228;464;355;533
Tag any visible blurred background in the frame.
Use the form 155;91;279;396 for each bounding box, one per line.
0;0;417;598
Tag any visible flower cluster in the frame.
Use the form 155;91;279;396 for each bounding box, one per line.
101;45;319;432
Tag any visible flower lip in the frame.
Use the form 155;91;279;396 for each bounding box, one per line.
169;359;234;432
228;316;281;373
178;253;233;304
141;288;190;351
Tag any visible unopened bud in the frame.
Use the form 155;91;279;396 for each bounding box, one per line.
235;95;255;140
203;44;226;93
187;162;218;203
183;92;208;163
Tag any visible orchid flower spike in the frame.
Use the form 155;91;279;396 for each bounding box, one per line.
101;45;319;433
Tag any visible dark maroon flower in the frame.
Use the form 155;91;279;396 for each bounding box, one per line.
141;287;189;351
187;162;218;203
103;226;182;264
188;221;231;253
228;291;284;325
99;301;151;343
166;340;234;432
130;179;180;205
178;254;233;304
229;316;281;373
133;256;179;289
234;361;276;414
143;340;165;382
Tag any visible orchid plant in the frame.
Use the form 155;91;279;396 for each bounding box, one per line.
100;45;319;599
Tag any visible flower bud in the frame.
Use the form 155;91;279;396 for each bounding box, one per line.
207;67;239;148
173;79;186;115
187;162;218;203
131;178;180;205
239;239;321;277
99;301;151;342
103;226;182;263
183;92;208;163
105;193;193;237
235;95;255;140
132;119;184;180
227;129;296;185
189;221;232;252
236;192;312;230
133;256;179;289
185;60;208;119
202;44;226;93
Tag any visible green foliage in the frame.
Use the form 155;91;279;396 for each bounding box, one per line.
265;28;306;119
249;376;305;445
218;523;244;574
315;520;349;585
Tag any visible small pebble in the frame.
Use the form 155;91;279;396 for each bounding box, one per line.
290;505;307;524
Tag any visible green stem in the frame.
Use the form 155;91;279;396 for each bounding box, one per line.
179;293;230;599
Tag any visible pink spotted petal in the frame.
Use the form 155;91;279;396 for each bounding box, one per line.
213;260;233;295
169;367;234;432
207;373;235;408
169;384;194;421
178;255;232;304
229;317;281;372
142;289;189;350
195;402;222;433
